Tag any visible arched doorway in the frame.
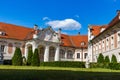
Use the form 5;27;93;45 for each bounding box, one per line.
49;46;55;61
27;44;32;52
38;45;45;62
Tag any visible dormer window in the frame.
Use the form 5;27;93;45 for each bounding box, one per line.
81;41;86;46
0;31;6;36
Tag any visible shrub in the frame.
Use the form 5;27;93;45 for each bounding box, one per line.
31;49;40;66
104;56;110;63
40;61;85;68
111;55;117;63
109;63;120;70
97;53;104;63
90;63;105;68
12;47;22;66
89;63;98;68
27;48;33;65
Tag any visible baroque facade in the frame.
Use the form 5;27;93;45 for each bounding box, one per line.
1;10;120;63
0;22;88;63
88;10;120;62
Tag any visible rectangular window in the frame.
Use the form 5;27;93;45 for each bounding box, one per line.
1;45;5;52
77;53;80;58
84;53;88;59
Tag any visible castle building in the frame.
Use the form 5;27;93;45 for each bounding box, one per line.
88;10;120;62
1;10;120;63
0;22;88;63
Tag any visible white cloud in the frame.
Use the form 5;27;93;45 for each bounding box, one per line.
46;19;81;30
42;17;51;21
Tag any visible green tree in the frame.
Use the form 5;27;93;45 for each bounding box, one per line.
27;48;33;65
12;47;22;66
97;53;104;63
111;55;117;63
31;48;40;66
104;56;110;63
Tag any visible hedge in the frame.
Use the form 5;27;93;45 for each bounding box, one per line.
40;61;85;68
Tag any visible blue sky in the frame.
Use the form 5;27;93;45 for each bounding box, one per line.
0;0;120;35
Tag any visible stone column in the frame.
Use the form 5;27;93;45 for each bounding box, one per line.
44;45;49;62
32;42;37;53
65;50;67;59
54;46;60;61
24;46;28;59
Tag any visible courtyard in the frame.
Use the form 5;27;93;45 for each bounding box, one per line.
0;65;120;80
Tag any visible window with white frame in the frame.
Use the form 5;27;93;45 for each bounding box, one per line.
84;53;88;59
99;42;101;50
111;36;114;49
0;45;5;52
102;40;105;51
67;50;73;59
106;38;109;50
60;49;65;58
77;53;80;59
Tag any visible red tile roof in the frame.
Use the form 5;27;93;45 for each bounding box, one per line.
61;34;88;48
70;35;88;48
91;25;108;36
0;22;34;40
0;22;88;48
92;13;120;40
61;34;73;47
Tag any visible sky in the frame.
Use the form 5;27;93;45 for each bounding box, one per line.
0;0;120;35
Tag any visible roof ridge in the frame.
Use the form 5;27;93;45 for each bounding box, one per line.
0;22;33;30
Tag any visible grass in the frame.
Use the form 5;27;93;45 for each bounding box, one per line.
0;65;120;80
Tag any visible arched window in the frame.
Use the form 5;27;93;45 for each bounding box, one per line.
60;49;65;58
67;50;73;59
8;43;13;54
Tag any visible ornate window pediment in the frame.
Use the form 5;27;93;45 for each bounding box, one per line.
35;27;60;43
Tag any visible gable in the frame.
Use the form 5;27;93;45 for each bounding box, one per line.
35;27;60;43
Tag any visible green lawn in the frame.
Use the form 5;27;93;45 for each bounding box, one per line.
0;65;120;80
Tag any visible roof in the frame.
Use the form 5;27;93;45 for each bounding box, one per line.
0;22;34;40
0;22;88;48
92;12;120;40
61;34;88;48
91;25;108;36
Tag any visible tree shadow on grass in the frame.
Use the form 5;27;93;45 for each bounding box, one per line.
0;69;120;80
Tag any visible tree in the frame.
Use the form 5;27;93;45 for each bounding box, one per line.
111;55;117;63
31;48;40;66
97;53;104;63
104;56;110;63
27;48;33;65
12;47;22;66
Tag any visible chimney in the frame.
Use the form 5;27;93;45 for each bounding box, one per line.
117;10;120;15
117;10;120;19
78;32;80;35
34;24;38;30
58;28;61;38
